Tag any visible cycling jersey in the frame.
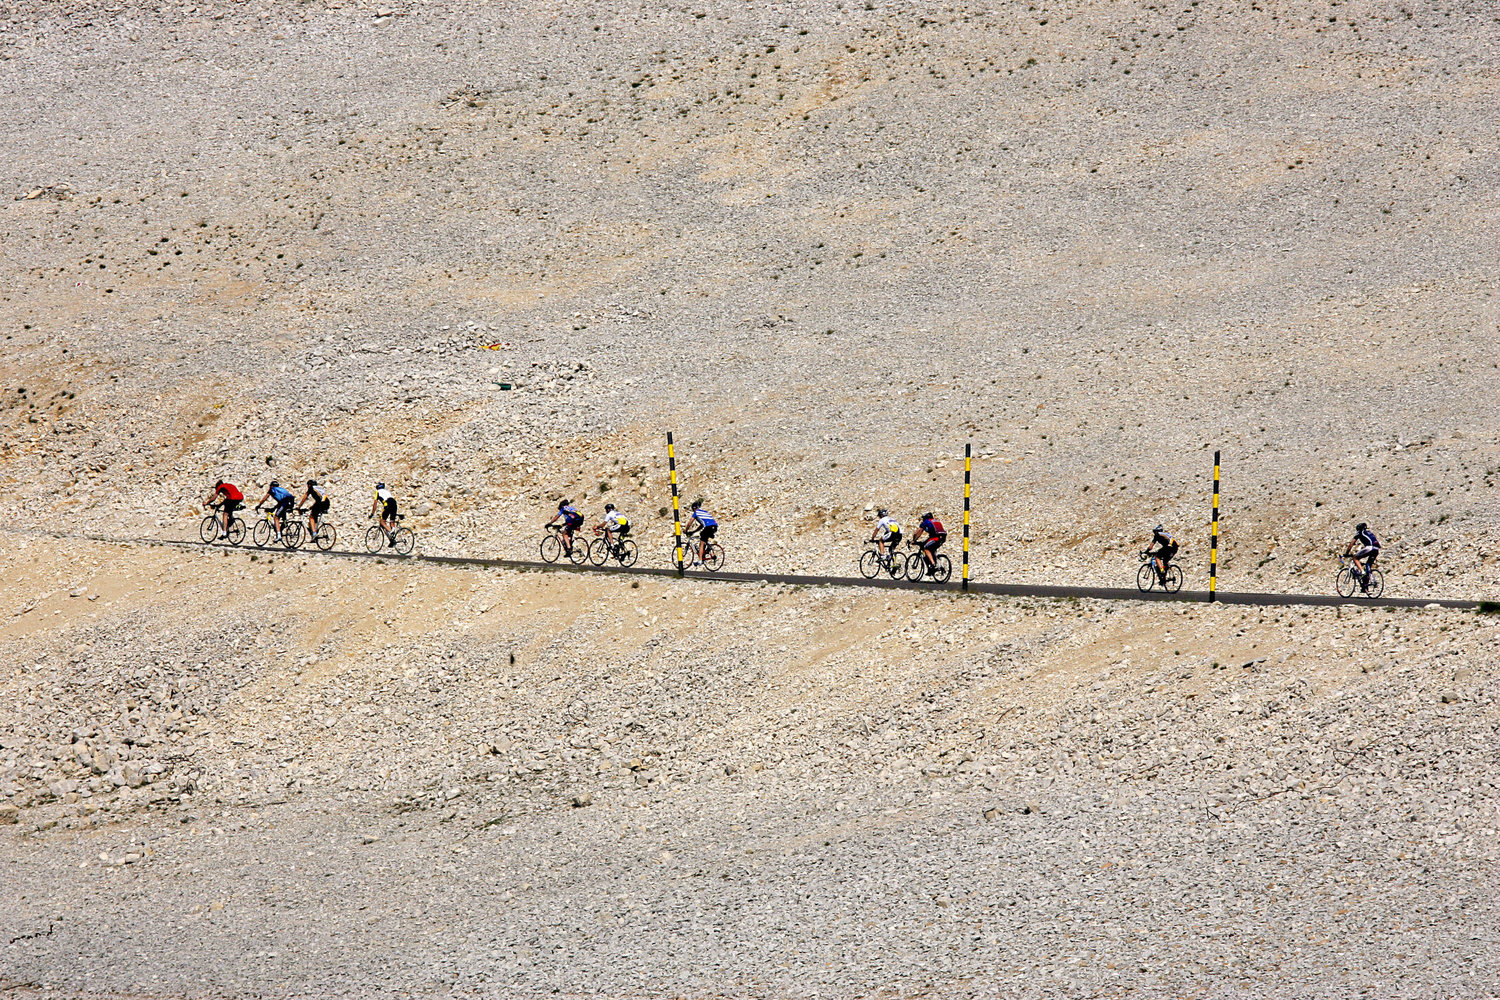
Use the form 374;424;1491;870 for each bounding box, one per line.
1355;528;1380;551
269;485;294;505
920;516;946;537
1151;529;1177;550
559;504;583;527
876;515;901;539
216;483;243;503
376;487;395;504
307;484;327;504
690;510;716;528
605;510;628;530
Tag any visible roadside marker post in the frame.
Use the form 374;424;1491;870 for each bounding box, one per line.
962;443;972;592
1209;449;1220;603
667;432;685;577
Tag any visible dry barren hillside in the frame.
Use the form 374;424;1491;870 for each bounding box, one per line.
1;0;1498;996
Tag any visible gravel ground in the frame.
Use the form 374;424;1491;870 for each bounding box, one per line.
1;0;1498;996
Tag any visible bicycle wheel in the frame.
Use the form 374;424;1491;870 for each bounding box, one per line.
314;522;337;551
702;543;725;573
281;521;303;550
393;527;415;555
588;538;610;566
199;515;219;544
1164;565;1183;594
1335;567;1357;598
253;518;274;548
226;518;246;546
540;533;563;563
1136;563;1155;593
905;552;927;582
859;550;881;580
932;554;952;584
886;554;905;580
364;525;386;554
617;539;638;567
1364;569;1384;599
567;537;590;565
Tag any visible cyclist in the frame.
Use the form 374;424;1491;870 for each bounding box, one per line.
299;479;330;536
684;500;717;565
548;499;585;556
1344;522;1381;591
871;508;901;563
370;482;398;540
257;480;297;539
913;511;947;571
204;479;243;535
596;503;630;552
1146;524;1178;582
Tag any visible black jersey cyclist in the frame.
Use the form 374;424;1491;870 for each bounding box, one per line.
1343;522;1381;589
299;479;330;533
1147;524;1178;580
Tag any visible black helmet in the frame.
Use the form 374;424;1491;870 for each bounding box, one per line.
559;499;570;509
215;479;224;488
307;479;317;488
877;508;888;517
270;479;280;488
1355;522;1367;532
1155;523;1165;533
690;500;702;509
604;503;615;512
923;512;934;520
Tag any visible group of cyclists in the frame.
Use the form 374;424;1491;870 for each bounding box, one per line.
202;477;1386;595
205;478;401;546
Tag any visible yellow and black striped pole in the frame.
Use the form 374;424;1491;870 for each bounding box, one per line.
1209;449;1220;603
962;443;972;591
667;432;684;577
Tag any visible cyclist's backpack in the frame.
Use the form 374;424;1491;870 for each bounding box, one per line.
927;518;945;536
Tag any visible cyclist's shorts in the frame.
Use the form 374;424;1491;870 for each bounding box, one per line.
221;498;242;515
310;498;330;518
1353;545;1378;561
564;514;583;530
923;535;945;552
275;498;296;515
699;524;718;540
1159;543;1178;562
382;498;398;520
616;523;631;537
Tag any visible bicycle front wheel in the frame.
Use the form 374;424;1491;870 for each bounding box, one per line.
932;554;952;584
702;543;725;573
1136;563;1155;593
588;538;610;566
315;522;337;551
1164;565;1183;594
199;515;219;544
1364;569;1384;599
226;518;246;546
364;525;386;554
617;539;638;567
253;519;274;548
540;533;563;563
1335;567;1357;598
905;552;927;582
859;550;881;580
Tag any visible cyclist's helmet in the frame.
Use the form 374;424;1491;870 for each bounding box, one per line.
604;503;615;512
877;508;888;517
376;481;386;489
1355;522;1367;532
923;512;934;520
559;499;570;509
307;479;317;488
690;500;702;510
1155;523;1164;533
215;479;224;488
270;480;280;488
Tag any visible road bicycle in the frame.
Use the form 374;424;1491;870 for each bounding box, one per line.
365;514;415;555
667;529;724;572
539;523;590;565
253;506;303;550
588;527;639;567
1335;554;1384;599
199;503;246;546
1136;550;1183;593
904;538;952;584
299;508;337;552
859;543;906;581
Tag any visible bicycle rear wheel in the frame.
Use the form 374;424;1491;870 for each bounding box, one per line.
932;554;952;584
588;538;610;566
1136;563;1155;593
702;543;725;573
859;550;881;579
226;518;246;546
617;539;638;567
393;527;415;555
199;515;219;544
1164;565;1183;593
1364;569;1384;599
540;533;563;563
253;519;274;548
1335;567;1357;598
364;525;386;554
314;522;337;551
281;522;303;550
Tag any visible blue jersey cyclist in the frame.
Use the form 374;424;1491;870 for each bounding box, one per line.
257;480;296;535
914;512;947;571
549;499;585;555
685;500;717;564
1344;522;1381;590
